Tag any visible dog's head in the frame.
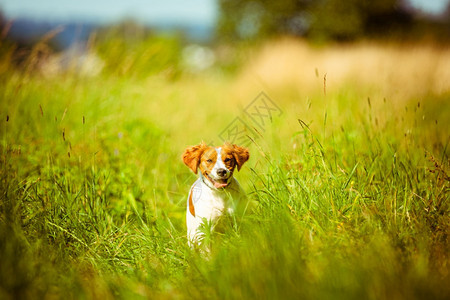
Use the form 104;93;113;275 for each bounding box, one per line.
182;142;250;189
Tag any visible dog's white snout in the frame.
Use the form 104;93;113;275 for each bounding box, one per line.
211;147;230;179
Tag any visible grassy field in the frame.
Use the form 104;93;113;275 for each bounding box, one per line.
1;37;449;299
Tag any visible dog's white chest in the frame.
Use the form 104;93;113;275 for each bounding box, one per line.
186;177;244;244
196;185;229;220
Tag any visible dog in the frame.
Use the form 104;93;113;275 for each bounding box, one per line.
182;142;249;246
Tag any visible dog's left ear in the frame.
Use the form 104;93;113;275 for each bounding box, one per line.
182;142;208;173
232;144;250;171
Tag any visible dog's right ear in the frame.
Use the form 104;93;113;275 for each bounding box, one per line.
182;142;208;174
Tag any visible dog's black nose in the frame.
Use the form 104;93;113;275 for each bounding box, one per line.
216;168;227;177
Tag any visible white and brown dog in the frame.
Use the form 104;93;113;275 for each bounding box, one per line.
182;142;249;246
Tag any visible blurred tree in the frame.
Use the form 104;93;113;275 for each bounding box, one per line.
308;0;364;40
361;0;414;37
217;0;311;40
217;0;418;41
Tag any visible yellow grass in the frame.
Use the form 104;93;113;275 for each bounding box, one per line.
237;38;450;99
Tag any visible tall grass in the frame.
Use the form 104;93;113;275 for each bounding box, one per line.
0;36;449;299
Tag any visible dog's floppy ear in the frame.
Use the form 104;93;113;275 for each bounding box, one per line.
232;144;249;171
182;142;208;173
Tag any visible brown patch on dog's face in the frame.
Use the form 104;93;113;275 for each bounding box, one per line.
220;144;237;174
198;147;217;178
222;143;249;171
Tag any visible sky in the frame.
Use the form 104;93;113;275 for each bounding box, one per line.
408;0;449;14
0;0;448;25
0;0;218;25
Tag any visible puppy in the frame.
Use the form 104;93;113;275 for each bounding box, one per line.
182;142;249;246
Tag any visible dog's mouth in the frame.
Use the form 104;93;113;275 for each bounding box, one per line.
206;173;229;189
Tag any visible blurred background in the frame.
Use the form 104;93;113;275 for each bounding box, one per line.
1;0;449;185
1;0;449;44
0;0;449;77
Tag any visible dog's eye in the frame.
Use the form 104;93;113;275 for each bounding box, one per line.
206;159;213;163
224;158;232;163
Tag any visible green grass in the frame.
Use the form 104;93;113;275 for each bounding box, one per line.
0;38;449;299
